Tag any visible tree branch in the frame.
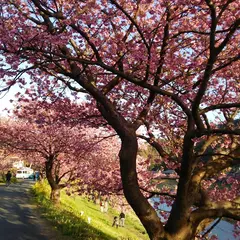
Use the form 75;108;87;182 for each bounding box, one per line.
109;0;150;51
193;129;240;137
200;217;222;238
200;103;240;114
139;187;176;198
216;18;240;55
191;207;240;224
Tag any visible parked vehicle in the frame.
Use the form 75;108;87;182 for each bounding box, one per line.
16;168;34;179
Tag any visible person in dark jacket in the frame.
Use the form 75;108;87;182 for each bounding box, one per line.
6;171;12;186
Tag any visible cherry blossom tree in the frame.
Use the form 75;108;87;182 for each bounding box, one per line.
0;0;240;239
0;118;19;175
0;99;110;203
0;146;13;177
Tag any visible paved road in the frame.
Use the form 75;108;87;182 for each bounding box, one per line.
0;180;61;240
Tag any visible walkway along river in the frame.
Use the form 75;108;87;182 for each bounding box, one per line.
0;180;67;240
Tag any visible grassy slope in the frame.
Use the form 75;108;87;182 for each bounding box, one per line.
31;181;150;240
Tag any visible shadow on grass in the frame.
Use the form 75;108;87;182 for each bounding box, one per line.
31;191;117;240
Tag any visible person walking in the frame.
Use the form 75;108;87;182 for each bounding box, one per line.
112;216;119;228
6;171;12;187
119;212;125;227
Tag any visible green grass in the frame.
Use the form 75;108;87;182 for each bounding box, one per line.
31;181;149;240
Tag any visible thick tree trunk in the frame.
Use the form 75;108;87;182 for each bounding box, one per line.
119;133;166;240
45;155;61;204
50;187;61;204
165;133;195;234
166;226;197;240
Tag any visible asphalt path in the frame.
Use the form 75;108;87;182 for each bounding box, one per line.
0;180;62;240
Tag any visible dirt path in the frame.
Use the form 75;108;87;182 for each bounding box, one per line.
0;180;66;240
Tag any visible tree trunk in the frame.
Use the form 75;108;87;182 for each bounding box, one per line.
166;225;197;240
119;133;166;240
50;187;61;204
118;131;205;240
45;156;61;204
165;133;195;234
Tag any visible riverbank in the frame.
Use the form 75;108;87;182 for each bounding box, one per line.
31;181;149;240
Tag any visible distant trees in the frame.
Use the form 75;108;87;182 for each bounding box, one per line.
0;147;13;178
0;99;115;202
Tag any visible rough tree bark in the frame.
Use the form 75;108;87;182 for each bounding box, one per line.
45;155;61;204
120;131;166;240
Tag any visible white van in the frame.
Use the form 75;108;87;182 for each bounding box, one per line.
16;168;34;179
